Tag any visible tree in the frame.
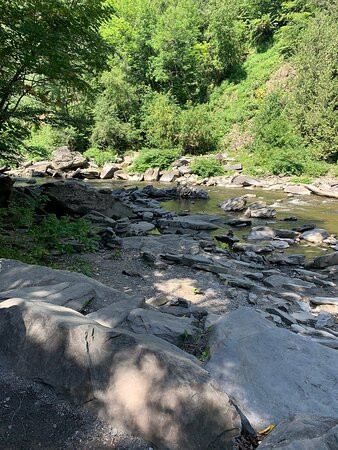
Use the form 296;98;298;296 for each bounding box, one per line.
0;0;109;156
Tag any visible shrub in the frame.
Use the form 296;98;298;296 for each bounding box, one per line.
190;157;225;178
83;147;116;167
131;148;181;173
142;92;180;149
179;104;217;155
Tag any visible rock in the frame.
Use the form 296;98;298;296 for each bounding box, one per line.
30;160;53;173
51;146;88;171
231;175;259;187
223;164;242;171
284;185;311;195
128;173;144;181
315;312;335;329
246;207;276;219
0;175;13;207
41;181;135;218
267;253;306;266
266;308;297;326
224;218;252;228
78;168;101;179
306;184;338;199
220;196;247;212
308;252;338;269
257;414;338;450
206;308;338;431
0;299;241;450
175;184;209;199
160;171;177;183
158;217;218;231
310;297;338;306
125;308;198;346
271;240;290;249
100;163;119;179
0;258;136;313
293;223;316;233
274;229;299;239
247;226;275;240
232;243;274;253
301;228;329;244
114;170;128;180
144;168;160;182
128;221;155;236
264;275;316;291
87;297;144;328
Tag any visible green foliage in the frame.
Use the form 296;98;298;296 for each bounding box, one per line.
290;176;313;184
91;69;141;151
131;148;180;173
0;0;109;155
190;157;225;178
141;92;180;149
289;10;338;162
0;195;98;265
179;104;216;154
83;147;116;166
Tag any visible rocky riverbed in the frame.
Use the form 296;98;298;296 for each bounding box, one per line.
0;174;337;449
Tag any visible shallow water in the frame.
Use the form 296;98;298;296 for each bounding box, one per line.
16;178;338;258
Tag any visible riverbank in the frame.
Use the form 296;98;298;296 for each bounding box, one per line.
0;171;337;449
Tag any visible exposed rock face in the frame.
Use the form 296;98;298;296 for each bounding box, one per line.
0;299;241;450
0;258;138;314
258;414;338;450
205;308;338;431
51;146;88;171
175;184;209;199
100;162;119;179
247;226;275;240
160;171;177;183
284;185;311;195
125;308;198;345
220;196;247;212
309;251;338;269
41;180;135;218
301;228;330;244
144;167;160;182
0;175;13;207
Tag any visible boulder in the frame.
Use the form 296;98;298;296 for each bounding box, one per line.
160;171;177;183
246;207;276;219
301;228;330;244
125;308;198;345
114;170;128;180
51;146;88;171
223;164;242;171
220;196;247;212
284;185;311;195
206;308;338;431
0;299;241;450
247;226;275;240
144;167;160;182
175;184;209;199
41;180;135;218
264;274;316;291
78;168;101;179
0;175;13;207
88;297;144;328
0;258;137;313
100;162;119;179
232;243;274;253
309;252;338;269
231;175;259;187
158;217;218;231
258;414;338;450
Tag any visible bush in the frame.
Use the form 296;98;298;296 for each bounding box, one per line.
142;92;180;149
179;104;217;155
83;147;116;167
131;148;180;173
190;157;225;178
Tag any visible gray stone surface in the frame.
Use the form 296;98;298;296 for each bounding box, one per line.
125;308;198;345
42;180;135;218
264;275;316;291
158;217;218;230
247;226;275;240
258;414;338;450
220;196;247;212
0;259;137;313
88;297;144;329
51;146;88;171
309;252;338;269
0;299;241;450
310;296;338;306
100;162;119;179
205;308;338;430
301;228;330;244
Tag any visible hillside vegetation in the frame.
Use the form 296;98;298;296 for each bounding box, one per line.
0;0;337;176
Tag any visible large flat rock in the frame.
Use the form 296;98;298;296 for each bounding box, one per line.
205;308;338;431
0;259;141;313
258;414;338;449
0;299;241;450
